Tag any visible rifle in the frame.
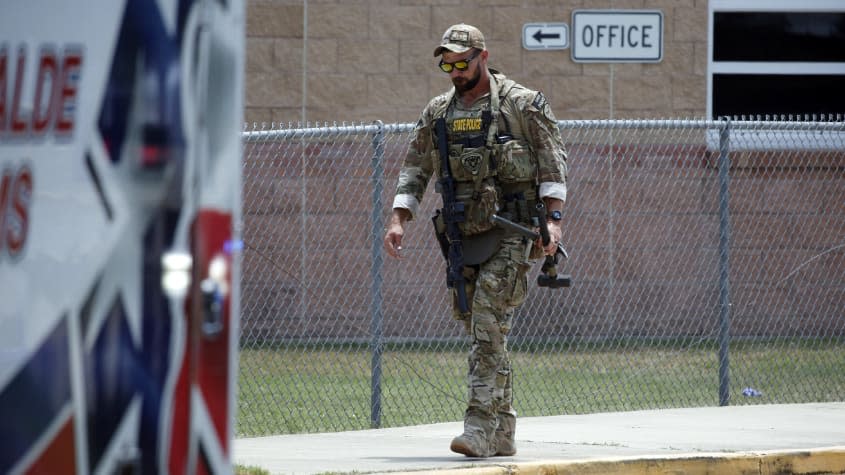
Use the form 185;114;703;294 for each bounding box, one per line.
490;202;571;288
432;117;470;312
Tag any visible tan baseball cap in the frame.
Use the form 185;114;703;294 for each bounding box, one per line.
433;24;486;57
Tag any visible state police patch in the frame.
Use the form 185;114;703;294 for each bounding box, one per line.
461;152;483;175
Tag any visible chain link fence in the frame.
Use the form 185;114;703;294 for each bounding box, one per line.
237;118;845;437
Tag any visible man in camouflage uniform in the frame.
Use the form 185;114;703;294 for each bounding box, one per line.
382;24;568;458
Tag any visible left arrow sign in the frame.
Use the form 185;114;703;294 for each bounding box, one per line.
532;30;561;43
523;22;569;50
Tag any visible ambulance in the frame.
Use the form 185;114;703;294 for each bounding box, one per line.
1;0;244;473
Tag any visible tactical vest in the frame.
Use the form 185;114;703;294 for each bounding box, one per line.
432;72;539;239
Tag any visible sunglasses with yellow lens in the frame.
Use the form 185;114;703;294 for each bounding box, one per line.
438;50;480;73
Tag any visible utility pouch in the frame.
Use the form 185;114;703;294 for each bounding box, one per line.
496;139;536;183
459;180;499;236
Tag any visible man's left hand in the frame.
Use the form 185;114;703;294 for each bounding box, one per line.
543;220;563;256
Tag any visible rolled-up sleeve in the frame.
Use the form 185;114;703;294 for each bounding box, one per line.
539;182;567;202
392;193;421;219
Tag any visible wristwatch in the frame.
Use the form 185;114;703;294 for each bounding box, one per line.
548;210;562;222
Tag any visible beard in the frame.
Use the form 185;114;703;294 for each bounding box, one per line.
452;68;481;94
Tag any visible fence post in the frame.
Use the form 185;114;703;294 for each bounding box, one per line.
370;121;385;428
717;119;732;406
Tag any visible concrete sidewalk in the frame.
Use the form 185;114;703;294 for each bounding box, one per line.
233;402;845;475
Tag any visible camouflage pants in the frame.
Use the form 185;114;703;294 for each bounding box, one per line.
452;236;532;454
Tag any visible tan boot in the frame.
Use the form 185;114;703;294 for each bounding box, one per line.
450;431;492;458
452;408;498;457
494;413;516;456
494;434;516;456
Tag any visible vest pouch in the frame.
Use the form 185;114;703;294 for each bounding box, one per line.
458;181;499;237
496;139;536;183
449;145;489;182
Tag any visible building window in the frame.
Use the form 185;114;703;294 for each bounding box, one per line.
707;0;845;120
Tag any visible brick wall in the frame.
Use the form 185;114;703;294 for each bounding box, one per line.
244;0;709;125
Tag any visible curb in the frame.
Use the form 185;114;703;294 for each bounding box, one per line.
392;446;845;475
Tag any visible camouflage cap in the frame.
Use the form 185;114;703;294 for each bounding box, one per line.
433;24;486;57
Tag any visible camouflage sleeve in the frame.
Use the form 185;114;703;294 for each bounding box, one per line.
393;105;436;220
522;91;568;188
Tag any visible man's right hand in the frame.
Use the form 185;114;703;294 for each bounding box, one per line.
383;223;404;259
383;208;410;259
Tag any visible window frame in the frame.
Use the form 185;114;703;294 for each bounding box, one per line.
707;0;845;120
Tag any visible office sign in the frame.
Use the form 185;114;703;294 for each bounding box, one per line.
571;10;663;62
522;23;569;50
